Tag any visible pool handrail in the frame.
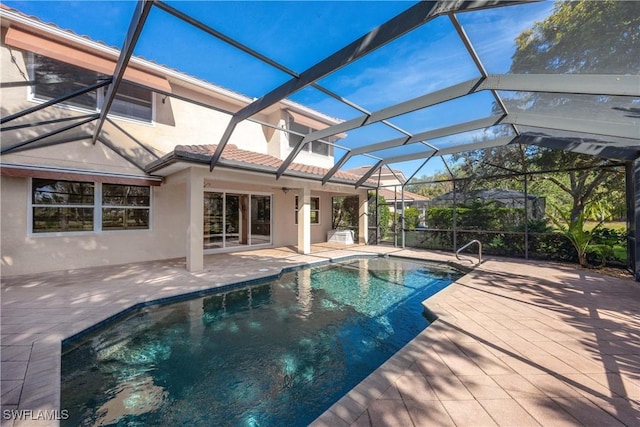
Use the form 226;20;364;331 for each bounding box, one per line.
456;240;482;264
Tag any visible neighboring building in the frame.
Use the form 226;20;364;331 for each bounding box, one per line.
348;165;429;226
429;189;546;220
0;6;371;277
347;165;407;188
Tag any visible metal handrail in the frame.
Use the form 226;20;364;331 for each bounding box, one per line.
456;240;482;264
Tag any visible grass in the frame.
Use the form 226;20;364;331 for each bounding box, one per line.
584;221;626;232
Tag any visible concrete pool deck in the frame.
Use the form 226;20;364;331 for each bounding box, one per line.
1;245;639;426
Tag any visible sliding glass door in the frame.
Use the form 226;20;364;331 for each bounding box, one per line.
204;191;271;250
251;195;271;245
204;193;223;249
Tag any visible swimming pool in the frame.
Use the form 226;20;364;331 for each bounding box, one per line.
61;257;462;426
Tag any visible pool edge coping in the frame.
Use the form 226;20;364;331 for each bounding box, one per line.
20;251;477;425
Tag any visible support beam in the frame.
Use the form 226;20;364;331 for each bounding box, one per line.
91;0;153;144
186;167;204;272
1;80;110;125
1;135;91;154
97;137;147;172
209;0;521;171
322;152;352;185
355;160;384;189
377;136;516;166
320;115;504;186
352;115;505;156
627;160;640;281
297;187;311;254
519;134;640;161
1;115;99;154
405;152;437;185
359;190;369;245
298;74;639;145
106;118;161;160
1;113;99;132
504;113;639;140
154;1;299;78
304;79;483;145
327;112;630;178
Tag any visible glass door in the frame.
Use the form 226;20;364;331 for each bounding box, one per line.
225;194;249;248
204;192;271;250
204;192;223;249
250;195;271;245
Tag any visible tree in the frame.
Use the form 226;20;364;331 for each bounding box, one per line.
332;196;359;229
455;0;634;226
405;171;453;199
512;1;639;75
368;193;391;239
403;207;420;230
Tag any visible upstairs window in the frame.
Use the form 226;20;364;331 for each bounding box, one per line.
288;119;332;157
110;81;153;122
31;55;101;110
29;53;153;122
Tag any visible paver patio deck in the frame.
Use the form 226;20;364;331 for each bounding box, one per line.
1;245;639;426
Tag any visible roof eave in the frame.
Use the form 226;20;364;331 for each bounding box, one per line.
145;151;375;188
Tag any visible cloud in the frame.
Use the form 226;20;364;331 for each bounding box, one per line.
317;30;480;113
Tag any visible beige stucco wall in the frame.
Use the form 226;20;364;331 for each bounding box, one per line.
1;34;329;166
0;166;363;276
202;170;354;248
0;175;188;276
0;25;362;277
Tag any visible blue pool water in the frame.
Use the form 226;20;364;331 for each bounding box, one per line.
61;257;462;426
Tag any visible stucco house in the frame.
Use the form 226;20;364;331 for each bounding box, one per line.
348;165;429;227
0;6;371;277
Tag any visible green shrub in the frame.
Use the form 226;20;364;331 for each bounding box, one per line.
403;207;420;230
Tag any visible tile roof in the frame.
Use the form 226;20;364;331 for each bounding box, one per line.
148;144;376;186
377;187;429;202
347;165;407;183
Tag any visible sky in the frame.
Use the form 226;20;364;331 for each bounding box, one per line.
3;0;555;180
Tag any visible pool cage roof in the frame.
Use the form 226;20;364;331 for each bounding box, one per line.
1;0;639;187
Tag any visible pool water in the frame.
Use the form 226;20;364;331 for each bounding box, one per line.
61;257;462;426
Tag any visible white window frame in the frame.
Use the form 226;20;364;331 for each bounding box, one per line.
27;53;156;125
295;195;320;225
287;119;332;157
28;178;152;236
101;183;152;232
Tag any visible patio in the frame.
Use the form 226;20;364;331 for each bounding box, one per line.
1;245;639;426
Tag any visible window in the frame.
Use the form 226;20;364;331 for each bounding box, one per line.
31;55;101;110
32;179;94;233
295;195;320;224
110;81;153;122
102;184;150;230
288;118;332;156
29;54;153;122
30;179;151;233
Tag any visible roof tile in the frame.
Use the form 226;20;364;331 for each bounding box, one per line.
175;144;372;184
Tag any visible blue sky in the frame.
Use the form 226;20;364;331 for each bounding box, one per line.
4;0;554;180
